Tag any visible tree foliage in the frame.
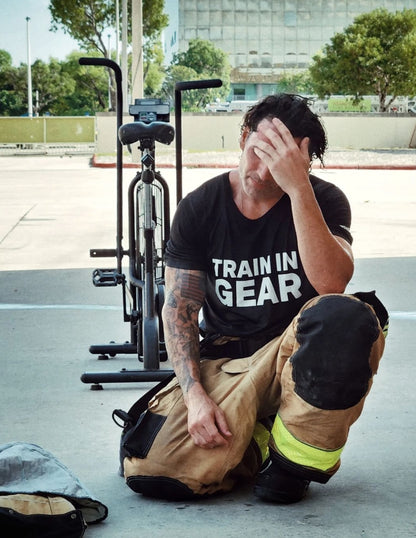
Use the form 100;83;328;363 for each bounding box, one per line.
164;38;231;110
31;59;76;115
0;49;108;116
49;0;113;56
309;8;416;111
0;50;24;115
49;0;169;103
143;42;165;97
174;38;229;78
60;52;109;115
0;35;232;115
277;71;314;95
0;50;12;70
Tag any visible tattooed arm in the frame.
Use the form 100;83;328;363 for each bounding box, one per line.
162;266;232;448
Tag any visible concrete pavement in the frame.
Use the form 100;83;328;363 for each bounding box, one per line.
0;155;415;537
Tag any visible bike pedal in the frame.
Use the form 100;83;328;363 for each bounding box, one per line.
92;268;124;287
90;248;117;258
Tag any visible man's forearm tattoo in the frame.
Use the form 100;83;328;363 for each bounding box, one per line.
181;272;205;304
163;269;206;395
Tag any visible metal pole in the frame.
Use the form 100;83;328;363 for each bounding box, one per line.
175;89;182;205
174;79;222;206
26;17;33;118
131;0;143;99
107;34;111;110
115;0;120;66
121;0;128;113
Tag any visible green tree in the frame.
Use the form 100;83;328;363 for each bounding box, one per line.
309;8;416;112
49;0;169;107
0;53;27;116
142;0;168;42
277;71;314;95
174;38;229;78
165;38;231;110
31;59;76;115
49;0;115;56
143;40;165;97
0;49;12;70
60;52;109;115
162;64;200;110
0;49;108;116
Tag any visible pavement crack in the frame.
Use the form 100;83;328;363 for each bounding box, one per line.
0;204;37;245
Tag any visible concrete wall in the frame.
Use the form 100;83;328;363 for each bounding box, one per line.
95;113;416;154
1;114;414;150
323;115;416;149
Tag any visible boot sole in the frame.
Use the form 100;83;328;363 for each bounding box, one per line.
253;483;309;504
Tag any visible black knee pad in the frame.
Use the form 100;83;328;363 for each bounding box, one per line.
291;295;380;410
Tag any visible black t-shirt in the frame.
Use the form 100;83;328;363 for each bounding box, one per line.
165;172;352;339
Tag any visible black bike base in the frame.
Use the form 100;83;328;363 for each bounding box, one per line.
89;342;168;362
81;368;174;388
89;343;137;357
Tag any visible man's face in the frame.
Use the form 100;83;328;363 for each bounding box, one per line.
238;117;305;202
238;118;282;201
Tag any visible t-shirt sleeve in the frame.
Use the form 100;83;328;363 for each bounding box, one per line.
313;177;353;245
164;195;207;270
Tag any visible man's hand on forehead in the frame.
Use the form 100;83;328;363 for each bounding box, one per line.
256;117;298;146
253;118;306;159
251;117;311;194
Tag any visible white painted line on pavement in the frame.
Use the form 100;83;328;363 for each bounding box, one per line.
0;304;415;319
0;304;122;311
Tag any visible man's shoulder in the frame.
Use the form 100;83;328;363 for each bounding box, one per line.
309;173;334;190
188;172;229;198
310;173;348;201
180;172;230;213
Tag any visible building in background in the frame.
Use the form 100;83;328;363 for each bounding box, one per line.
163;0;414;100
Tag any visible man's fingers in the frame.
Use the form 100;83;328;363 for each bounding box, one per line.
202;420;229;447
191;429;228;449
271;117;294;142
215;409;232;438
189;413;231;448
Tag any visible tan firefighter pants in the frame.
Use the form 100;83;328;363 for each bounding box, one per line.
123;293;386;498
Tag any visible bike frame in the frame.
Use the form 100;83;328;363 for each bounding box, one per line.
79;57;221;388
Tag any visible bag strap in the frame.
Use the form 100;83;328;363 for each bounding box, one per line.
353;290;389;336
112;373;175;428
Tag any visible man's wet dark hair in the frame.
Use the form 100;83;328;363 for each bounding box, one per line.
242;94;327;163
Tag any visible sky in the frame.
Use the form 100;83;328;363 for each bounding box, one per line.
0;0;109;66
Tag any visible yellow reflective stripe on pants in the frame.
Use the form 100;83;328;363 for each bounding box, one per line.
252;421;270;464
272;414;344;472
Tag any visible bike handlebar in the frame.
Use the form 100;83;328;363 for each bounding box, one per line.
80;57;124;272
79;57;120;71
175;79;222;91
174;78;222;205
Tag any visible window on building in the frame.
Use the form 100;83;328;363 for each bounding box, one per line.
234;88;246;99
284;11;297;26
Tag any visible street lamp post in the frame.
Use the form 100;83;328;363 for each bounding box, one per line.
108;34;112;110
26;16;33;118
121;0;128;113
131;0;143;99
115;0;120;66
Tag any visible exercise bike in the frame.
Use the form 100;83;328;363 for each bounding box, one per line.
78;57;222;388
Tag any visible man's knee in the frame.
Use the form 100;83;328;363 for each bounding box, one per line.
291;295;381;410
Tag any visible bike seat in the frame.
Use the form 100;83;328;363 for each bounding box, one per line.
118;121;175;146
